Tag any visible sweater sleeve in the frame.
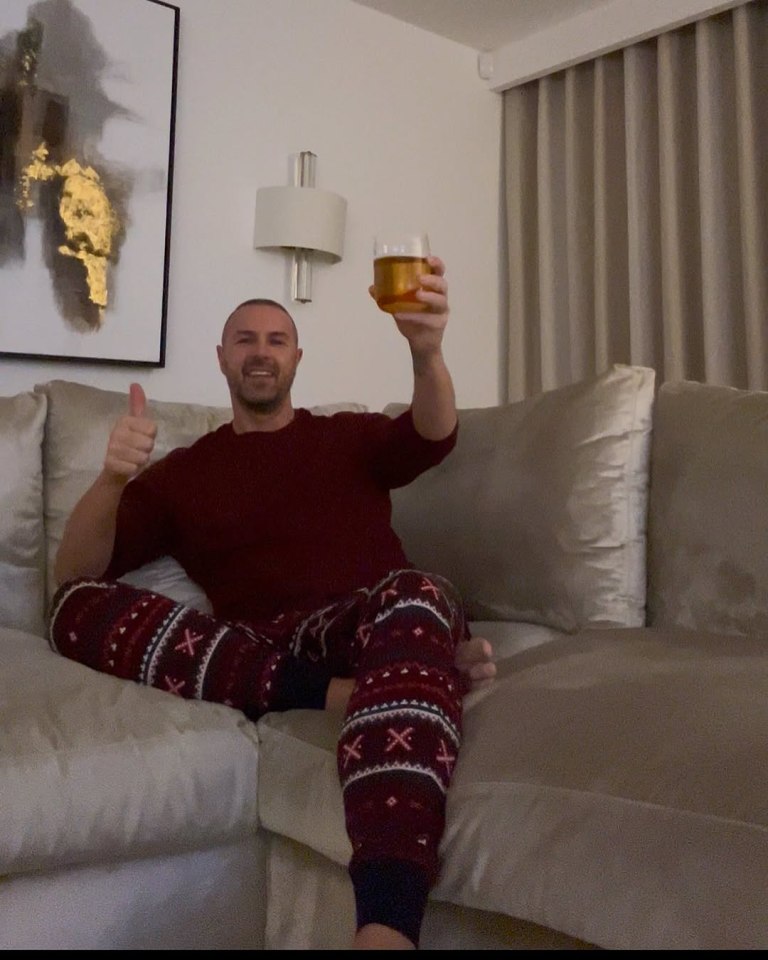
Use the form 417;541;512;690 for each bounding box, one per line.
367;408;458;490
104;455;177;579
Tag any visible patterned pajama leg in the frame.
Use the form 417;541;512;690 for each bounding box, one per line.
49;572;467;945
48;578;333;720
298;568;468;947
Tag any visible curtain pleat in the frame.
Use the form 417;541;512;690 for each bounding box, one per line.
504;87;541;396
624;44;663;370
733;1;768;387
503;0;767;400
536;75;567;390
657;28;705;383
696;15;746;383
564;67;595;381
593;55;630;375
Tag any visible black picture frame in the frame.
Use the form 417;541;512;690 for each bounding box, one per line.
0;0;179;366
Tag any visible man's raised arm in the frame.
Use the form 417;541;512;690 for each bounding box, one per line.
392;255;457;441
389;257;497;689
54;383;156;586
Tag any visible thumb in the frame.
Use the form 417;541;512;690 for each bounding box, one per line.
129;382;147;418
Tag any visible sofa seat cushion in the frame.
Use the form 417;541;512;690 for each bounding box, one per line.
0;628;260;876
256;626;768;949
255;620;564;867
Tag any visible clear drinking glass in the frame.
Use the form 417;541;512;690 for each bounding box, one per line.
372;232;431;314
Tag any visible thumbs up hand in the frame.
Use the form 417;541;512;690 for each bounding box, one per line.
104;382;158;483
129;382;147;418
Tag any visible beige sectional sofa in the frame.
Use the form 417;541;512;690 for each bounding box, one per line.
1;365;766;950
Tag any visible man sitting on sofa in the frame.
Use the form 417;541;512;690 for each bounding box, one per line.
49;255;495;951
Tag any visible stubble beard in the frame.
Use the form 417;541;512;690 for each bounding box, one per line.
234;367;297;415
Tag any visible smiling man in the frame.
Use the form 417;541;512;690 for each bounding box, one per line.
217;299;302;423
49;261;495;951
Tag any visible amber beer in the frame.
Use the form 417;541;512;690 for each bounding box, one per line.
373;255;431;314
372;232;431;315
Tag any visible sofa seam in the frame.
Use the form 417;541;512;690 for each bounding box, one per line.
448;779;768;833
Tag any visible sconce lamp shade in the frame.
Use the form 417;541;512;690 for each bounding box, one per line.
253;186;347;260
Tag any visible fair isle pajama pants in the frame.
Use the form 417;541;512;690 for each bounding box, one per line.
49;567;468;945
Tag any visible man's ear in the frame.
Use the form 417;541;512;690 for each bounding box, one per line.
216;344;224;371
297;347;303;365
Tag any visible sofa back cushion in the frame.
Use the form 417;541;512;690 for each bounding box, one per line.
0;392;47;636
36;379;366;612
647;380;768;636
387;364;656;632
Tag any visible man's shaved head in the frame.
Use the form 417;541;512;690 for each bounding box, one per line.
222;298;298;346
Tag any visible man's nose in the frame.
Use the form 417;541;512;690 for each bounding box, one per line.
245;344;276;364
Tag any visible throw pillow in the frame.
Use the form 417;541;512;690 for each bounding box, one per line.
119;556;213;613
386;364;656;632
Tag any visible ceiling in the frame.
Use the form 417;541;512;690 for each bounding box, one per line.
349;0;616;51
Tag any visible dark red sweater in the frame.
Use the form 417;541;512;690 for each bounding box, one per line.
107;408;456;622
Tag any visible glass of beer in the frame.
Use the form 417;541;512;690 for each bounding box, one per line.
372;233;432;314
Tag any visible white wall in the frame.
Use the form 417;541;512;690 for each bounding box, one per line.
0;0;501;412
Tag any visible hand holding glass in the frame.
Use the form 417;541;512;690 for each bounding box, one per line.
372;233;432;315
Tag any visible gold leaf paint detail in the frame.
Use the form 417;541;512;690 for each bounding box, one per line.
19;143;120;320
17;143;56;208
17;19;42;87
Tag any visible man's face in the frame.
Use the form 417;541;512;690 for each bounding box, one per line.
217;304;302;415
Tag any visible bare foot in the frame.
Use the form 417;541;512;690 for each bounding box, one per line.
455;635;497;692
352;923;416;950
327;635;497;713
325;677;355;712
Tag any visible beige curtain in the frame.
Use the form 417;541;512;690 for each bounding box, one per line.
503;0;768;400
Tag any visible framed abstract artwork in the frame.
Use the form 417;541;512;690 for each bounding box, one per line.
0;0;179;366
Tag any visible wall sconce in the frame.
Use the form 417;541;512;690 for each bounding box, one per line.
253;151;347;303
